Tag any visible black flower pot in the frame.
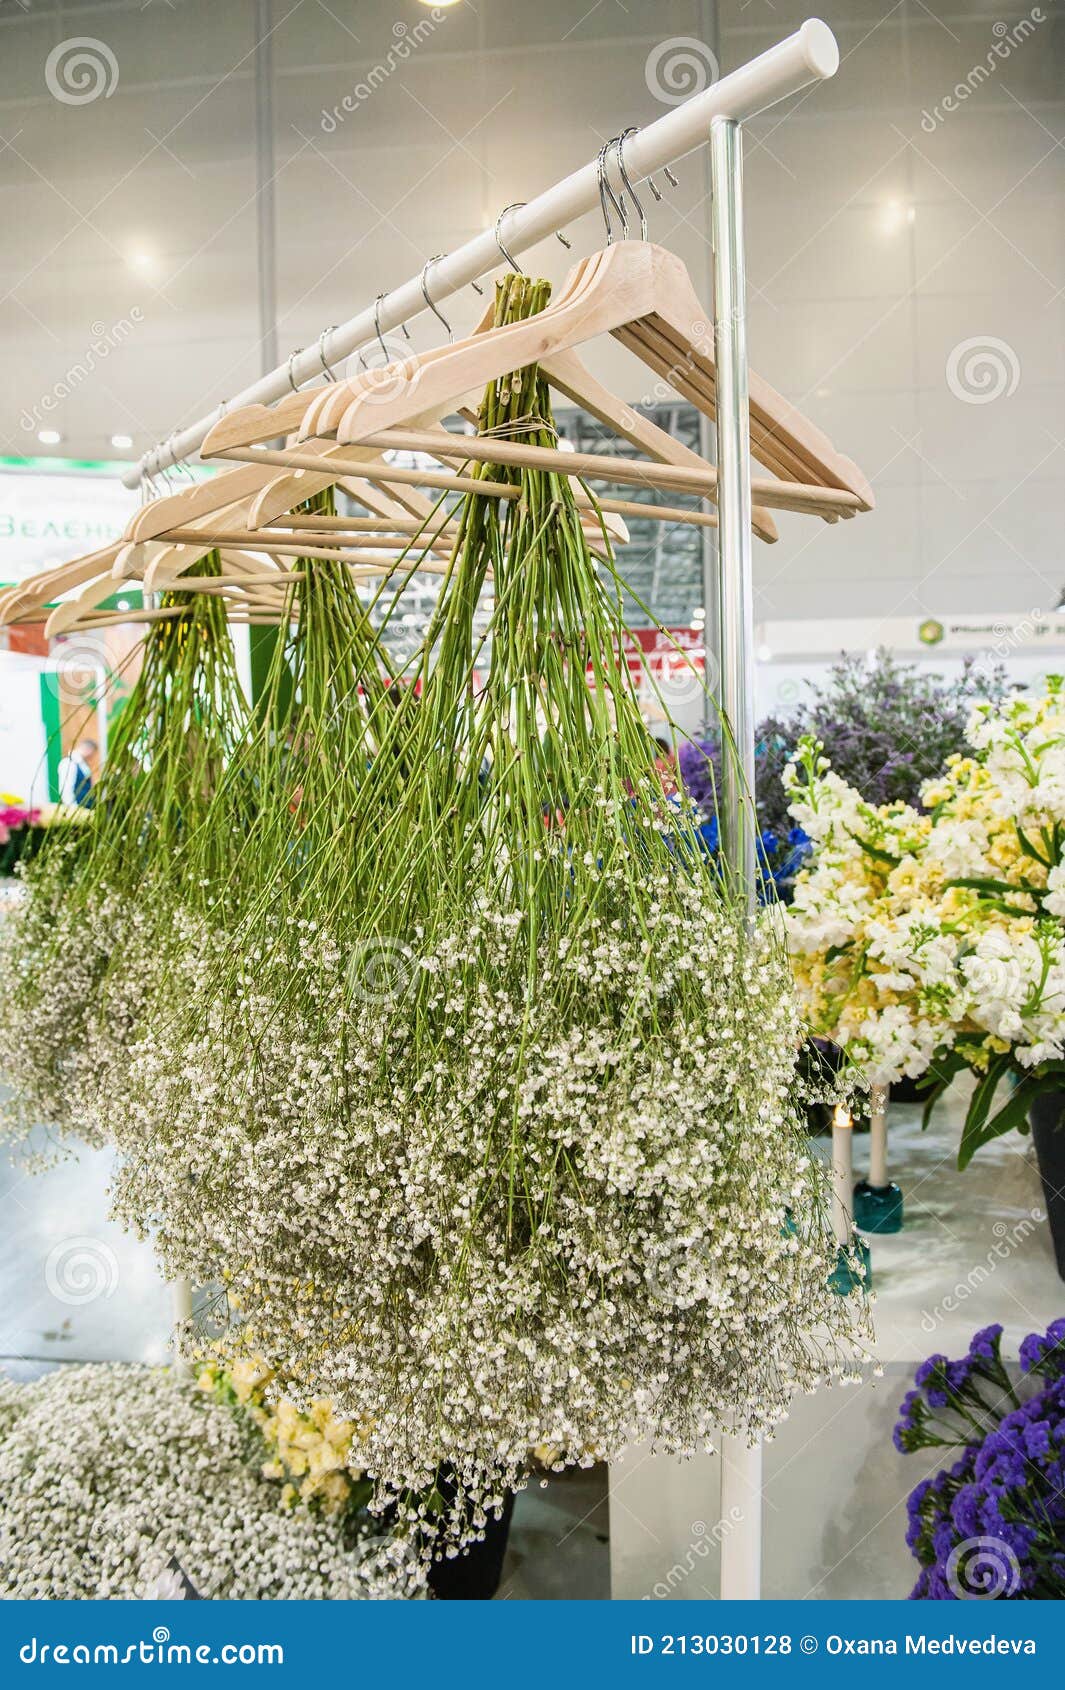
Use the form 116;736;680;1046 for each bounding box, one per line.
1028;1089;1065;1284
427;1490;515;1600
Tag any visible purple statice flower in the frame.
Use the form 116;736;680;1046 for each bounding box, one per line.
894;1389;925;1453
1019;1319;1065;1379
969;1323;1004;1363
951;1482;983;1538
901;1321;1065;1602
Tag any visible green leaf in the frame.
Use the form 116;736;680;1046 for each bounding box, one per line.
917;1050;968;1131
958;1053;1014;1169
846;829;901;867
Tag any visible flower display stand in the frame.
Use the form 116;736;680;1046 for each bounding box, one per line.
853;1084;904;1234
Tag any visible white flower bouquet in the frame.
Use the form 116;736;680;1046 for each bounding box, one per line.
0;1364;423;1599
785;677;1065;1165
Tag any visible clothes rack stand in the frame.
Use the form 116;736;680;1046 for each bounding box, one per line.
129;17;848;1603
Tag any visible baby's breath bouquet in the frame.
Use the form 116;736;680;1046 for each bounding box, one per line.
0;552;247;1151
104;277;868;1549
786;679;1065;1166
0;1364;420;1599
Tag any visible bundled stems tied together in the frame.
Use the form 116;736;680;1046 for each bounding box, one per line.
1;283;871;1562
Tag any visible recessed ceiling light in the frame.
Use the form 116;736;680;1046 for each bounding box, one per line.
111;433;134;450
37;429;62;445
756;643;773;663
126;247;157;275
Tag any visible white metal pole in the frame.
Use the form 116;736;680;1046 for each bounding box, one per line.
710;113;762;1602
869;1083;889;1187
123;21;839;489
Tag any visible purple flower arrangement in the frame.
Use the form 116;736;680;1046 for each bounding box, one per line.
679;650;1009;839
897;1320;1065;1600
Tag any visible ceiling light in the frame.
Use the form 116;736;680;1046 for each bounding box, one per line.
878;199;915;236
111;433;133;450
126;247;157;275
756;643;773;663
37;429;62;445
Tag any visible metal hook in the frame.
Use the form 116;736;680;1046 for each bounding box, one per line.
597;142;626;244
317;325;338;381
494;200;570;269
494;203;523;271
286;349;304;393
420;254;453;341
373;294;390;362
615;128;648;240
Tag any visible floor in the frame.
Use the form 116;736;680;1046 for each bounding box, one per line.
1;1079;1060;1601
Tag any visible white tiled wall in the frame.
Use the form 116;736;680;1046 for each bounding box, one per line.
0;1;1061;628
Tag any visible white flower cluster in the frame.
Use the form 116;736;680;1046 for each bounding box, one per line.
0;1364;424;1599
84;858;871;1542
785;680;1065;1085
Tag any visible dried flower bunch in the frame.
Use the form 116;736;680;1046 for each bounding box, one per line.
0;552;247;1151
97;277;868;1547
0;1364;423;1599
786;680;1065;1162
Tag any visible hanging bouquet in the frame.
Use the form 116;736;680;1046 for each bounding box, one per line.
785;679;1065;1164
0;553;248;1152
0;1364;421;1599
104;276;870;1550
897;1320;1065;1600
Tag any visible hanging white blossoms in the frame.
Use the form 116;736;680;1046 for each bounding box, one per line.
0;1365;424;1600
96;852;871;1544
785;679;1065;1094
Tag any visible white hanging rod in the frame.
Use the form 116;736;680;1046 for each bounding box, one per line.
124;18;839;491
